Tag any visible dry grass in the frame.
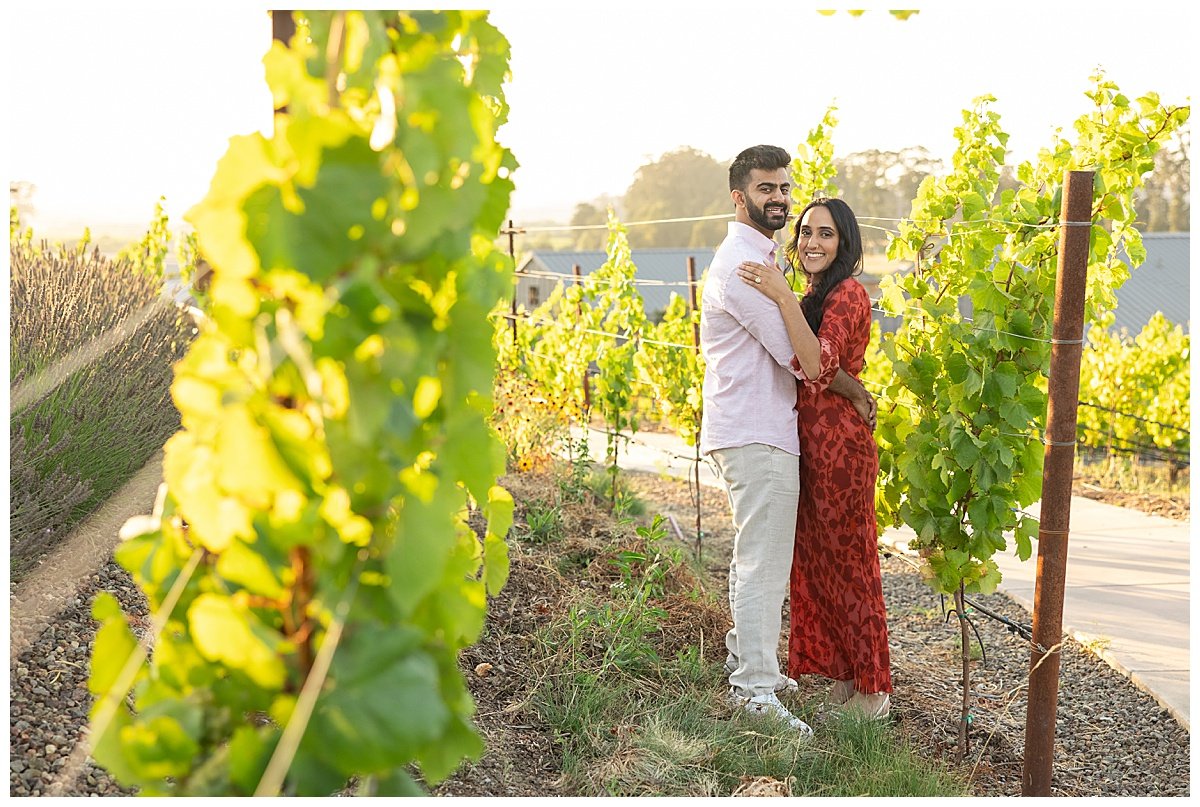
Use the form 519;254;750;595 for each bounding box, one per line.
466;467;967;798
1073;453;1189;519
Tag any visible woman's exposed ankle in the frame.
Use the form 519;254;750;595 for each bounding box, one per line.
829;679;854;705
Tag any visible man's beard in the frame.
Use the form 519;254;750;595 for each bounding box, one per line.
746;198;787;232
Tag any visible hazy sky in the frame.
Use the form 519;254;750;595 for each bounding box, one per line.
6;1;1195;235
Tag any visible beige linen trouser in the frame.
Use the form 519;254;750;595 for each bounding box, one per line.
711;443;799;698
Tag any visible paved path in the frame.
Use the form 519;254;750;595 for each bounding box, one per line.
573;426;1191;731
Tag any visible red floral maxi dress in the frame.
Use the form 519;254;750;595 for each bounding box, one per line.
788;277;892;694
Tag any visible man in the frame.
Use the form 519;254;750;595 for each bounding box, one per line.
700;144;875;734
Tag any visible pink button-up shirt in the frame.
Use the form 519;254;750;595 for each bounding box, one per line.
699;222;807;457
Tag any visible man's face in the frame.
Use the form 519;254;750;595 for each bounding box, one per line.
736;167;791;236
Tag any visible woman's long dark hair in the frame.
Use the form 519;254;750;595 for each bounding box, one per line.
782;198;864;334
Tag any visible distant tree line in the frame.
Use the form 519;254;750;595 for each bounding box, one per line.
521;128;1188;252
563;147;729;251
11;126;1187;254
1135;128;1189;232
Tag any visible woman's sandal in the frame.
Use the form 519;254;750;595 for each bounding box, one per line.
838;691;891;721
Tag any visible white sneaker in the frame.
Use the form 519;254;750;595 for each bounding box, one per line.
776;676;799;695
728;689;814;737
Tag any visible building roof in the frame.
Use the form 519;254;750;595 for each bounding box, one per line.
1110;232;1190;335
516;248;716;315
517;248;886;317
516;233;1189;334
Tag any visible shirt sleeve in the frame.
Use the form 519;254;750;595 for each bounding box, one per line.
721;268;808;381
801;279;870;394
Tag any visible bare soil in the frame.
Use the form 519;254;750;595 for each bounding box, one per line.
1071;475;1190;522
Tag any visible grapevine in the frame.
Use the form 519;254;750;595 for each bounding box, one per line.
585;213;648;506
1076;311;1190;463
874;76;1188;597
88;11;516;795
635;291;704;446
116;197;172;281
791;105;841;203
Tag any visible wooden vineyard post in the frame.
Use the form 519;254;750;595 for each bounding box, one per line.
687;255;703;559
504;219;521;344
573;263;591;413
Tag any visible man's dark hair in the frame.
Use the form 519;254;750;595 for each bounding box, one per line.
728;145;791;193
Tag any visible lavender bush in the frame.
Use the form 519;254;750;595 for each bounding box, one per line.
10;229;195;579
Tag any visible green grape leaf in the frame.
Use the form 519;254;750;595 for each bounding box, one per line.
228;726;278;795
187;594;287;689
949;426;981;469
971;560;1003;595
388;481;460;613
89;704;140;786
946;352;969;384
303;626;450;774
372;768;427;796
993;361;1021;398
89;593;140;697
216;403;305;505
880;281;907;316
1014;515;1039;562
1014;438;1045;506
286;748;347;797
152;634;217;692
415;710;485;784
999;399;1033;430
186;134;276;280
120;714;201;780
483;485;513;595
215;538;286;599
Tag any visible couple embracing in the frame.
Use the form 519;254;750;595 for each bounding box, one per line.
699;144;891;736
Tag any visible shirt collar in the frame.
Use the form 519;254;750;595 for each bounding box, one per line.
728;221;779;261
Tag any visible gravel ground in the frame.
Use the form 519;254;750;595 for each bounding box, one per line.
9;469;1190;797
878;553;1189;796
10;559;145;797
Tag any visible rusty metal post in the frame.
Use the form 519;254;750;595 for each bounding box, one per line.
1022;169;1094;797
271;10;296;49
686;256;703;558
271;12;295;122
686;256;700;349
573;263;591;412
506;219;518;344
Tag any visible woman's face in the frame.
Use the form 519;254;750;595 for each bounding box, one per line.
796;205;839;276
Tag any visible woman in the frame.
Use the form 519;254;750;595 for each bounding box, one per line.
736;197;891;719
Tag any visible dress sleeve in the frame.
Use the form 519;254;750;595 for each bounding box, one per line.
801;279;869;394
